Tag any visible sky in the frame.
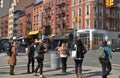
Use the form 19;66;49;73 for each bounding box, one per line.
36;0;42;3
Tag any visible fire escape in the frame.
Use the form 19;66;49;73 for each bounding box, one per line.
25;13;32;36
43;2;52;36
56;0;69;36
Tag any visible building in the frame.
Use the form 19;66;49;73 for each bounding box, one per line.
71;0;120;50
8;0;35;38
43;0;70;37
13;10;25;38
18;3;34;38
0;0;13;37
1;14;9;38
30;1;43;39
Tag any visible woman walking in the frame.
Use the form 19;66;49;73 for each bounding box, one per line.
98;41;112;78
27;42;35;73
33;41;47;78
74;39;87;78
58;42;68;73
8;41;18;75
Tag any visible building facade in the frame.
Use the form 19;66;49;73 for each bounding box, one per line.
0;0;13;37
71;0;120;50
18;3;34;38
1;14;9;38
33;1;43;31
43;0;70;37
8;0;35;38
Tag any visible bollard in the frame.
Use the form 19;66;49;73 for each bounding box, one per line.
51;51;60;69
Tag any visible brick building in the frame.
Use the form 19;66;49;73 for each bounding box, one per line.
71;0;120;50
0;0;13;37
18;3;34;38
43;0;71;37
8;0;35;38
1;14;9;37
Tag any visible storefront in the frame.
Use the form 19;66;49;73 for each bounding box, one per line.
77;29;120;50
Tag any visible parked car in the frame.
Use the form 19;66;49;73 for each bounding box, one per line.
111;46;120;52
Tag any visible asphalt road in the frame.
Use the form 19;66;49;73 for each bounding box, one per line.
0;50;120;70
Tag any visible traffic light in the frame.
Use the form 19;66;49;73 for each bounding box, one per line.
110;0;115;7
106;0;115;8
106;0;110;7
76;16;81;23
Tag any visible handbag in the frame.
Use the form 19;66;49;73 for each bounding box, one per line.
71;50;77;59
71;45;77;59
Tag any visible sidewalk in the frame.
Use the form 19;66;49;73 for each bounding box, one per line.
0;65;120;78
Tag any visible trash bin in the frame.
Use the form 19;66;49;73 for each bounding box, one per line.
51;51;60;69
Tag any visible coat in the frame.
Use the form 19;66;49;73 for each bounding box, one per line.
8;46;17;65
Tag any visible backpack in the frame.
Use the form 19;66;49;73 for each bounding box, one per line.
7;46;13;57
98;47;106;58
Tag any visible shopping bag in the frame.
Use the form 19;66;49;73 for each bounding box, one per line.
71;50;77;59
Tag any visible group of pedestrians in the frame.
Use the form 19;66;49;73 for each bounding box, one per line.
7;39;112;78
57;39;112;78
26;40;47;78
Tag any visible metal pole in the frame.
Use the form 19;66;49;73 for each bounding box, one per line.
73;21;76;45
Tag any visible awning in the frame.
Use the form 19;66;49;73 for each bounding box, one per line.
28;30;39;36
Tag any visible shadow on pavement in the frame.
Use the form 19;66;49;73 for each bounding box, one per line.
84;71;101;77
0;71;9;75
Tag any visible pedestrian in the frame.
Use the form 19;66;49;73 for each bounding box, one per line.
74;39;87;78
33;40;47;78
58;42;69;73
8;41;18;75
98;41;112;78
27;42;35;73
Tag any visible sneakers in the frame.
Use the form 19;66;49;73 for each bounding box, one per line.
33;73;39;76
40;75;46;78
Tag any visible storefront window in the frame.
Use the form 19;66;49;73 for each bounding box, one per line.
93;33;103;45
79;33;89;45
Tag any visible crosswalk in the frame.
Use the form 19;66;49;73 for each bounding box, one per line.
112;63;120;70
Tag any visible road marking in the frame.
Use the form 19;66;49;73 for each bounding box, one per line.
112;63;120;67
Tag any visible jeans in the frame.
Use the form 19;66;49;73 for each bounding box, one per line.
74;59;83;74
60;57;67;72
27;58;34;73
34;59;43;75
99;58;112;78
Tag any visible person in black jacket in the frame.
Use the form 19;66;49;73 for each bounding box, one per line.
33;41;47;78
27;42;35;73
74;39;87;78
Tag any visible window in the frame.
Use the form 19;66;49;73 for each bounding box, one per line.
72;9;76;18
118;0;120;4
94;20;97;28
78;8;81;16
94;34;103;45
86;5;89;15
86;19;89;29
78;0;81;4
73;0;76;5
79;33;89;45
99;21;103;29
99;6;103;16
78;22;81;29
